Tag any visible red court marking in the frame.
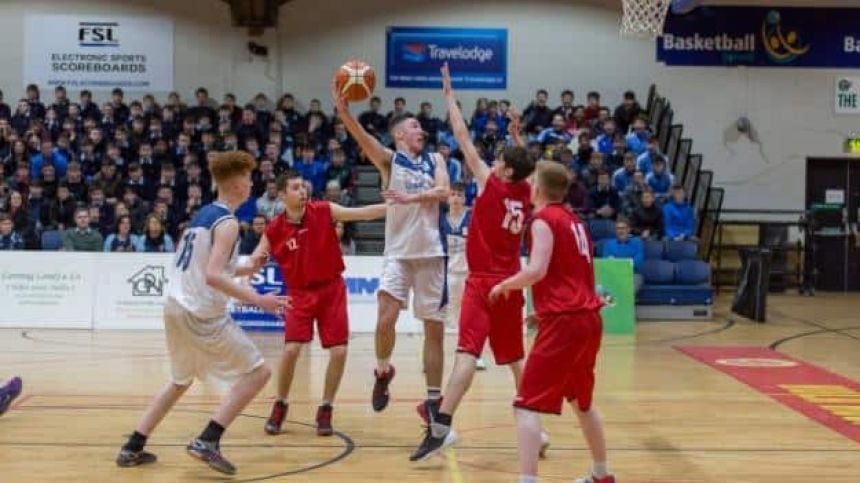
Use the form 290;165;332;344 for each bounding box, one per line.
677;346;860;444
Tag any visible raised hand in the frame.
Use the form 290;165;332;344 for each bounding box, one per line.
440;62;453;97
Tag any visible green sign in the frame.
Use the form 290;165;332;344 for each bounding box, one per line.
524;258;636;335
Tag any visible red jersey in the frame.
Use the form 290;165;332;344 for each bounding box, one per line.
266;201;344;290
466;175;532;277
529;203;603;316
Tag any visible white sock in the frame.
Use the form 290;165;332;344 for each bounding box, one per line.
592;462;609;478
280;398;289;405
376;359;390;374
518;475;538;483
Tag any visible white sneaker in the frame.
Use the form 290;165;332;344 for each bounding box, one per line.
476;358;487;371
539;430;550;458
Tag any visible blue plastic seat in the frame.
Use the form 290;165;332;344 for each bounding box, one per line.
644;239;665;260
665;240;699;262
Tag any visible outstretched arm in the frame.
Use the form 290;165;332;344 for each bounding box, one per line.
332;80;393;179
330;202;387;222
441;63;491;191
489;219;553;301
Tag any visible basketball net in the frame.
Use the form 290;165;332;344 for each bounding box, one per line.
621;0;671;38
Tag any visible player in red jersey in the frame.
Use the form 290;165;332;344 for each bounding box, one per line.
410;63;544;461
490;161;615;483
254;171;386;437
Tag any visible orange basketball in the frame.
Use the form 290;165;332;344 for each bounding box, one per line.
334;60;376;102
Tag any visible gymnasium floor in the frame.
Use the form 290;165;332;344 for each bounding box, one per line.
1;293;859;482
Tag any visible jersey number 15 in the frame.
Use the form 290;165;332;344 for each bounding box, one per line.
501;199;524;235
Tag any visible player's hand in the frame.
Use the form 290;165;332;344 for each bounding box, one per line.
488;283;510;303
331;78;348;112
440;62;453;97
381;190;419;204
256;293;291;315
524;314;539;329
248;252;268;272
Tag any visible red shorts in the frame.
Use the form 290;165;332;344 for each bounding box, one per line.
285;278;349;348
514;311;602;414
456;275;525;365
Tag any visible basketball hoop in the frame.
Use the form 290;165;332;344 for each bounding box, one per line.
621;0;672;38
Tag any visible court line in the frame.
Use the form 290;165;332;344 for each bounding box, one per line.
769;324;860;350
444;448;465;483
9;394;31;410
604;318;736;347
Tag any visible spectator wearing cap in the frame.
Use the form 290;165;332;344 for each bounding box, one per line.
30;140;69;180
636;135;665;175
663;185;696;241
0;213;24;250
614;90;643;135
631;189;664;239
601;217;644;293
646;157;674;199
63;207;103;251
612;152;637;193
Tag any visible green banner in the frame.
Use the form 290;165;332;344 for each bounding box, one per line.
524;258;636;335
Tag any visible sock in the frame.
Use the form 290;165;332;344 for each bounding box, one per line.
199;420;225;444
320;400;332;409
376;359;390;374
427;387;441;401
518;475;538;483
123;431;147;452
592;462;609;478
279;398;289;406
429;412;452;438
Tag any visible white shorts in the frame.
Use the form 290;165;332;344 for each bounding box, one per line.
164;298;264;387
380;257;447;322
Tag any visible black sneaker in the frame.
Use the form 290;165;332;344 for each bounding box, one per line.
0;376;22;417
115;448;157;467
186;438;236;475
265;400;288;435
372;365;396;412
409;426;458;462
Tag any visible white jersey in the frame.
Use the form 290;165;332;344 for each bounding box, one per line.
443;209;470;275
384;151;445;259
168;201;239;319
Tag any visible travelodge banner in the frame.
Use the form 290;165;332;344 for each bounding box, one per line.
657;7;860;67
386;26;508;89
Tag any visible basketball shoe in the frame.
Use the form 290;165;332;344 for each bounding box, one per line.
372;365;395;411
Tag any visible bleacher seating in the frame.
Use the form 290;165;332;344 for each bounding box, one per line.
636;241;713;320
40;230;63;251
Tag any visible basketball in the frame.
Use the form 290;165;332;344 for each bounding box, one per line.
334;60;376;102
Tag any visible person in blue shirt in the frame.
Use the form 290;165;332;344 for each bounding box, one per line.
625;117;650;156
30;140;69;180
438;142;462;184
536;114;573;147
612;152;637;193
601;217;644;292
592;119;618;156
663;185;696;240
636;136;664;175
295;144;327;197
645;157;674;199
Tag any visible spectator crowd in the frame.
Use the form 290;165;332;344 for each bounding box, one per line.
0;83;696;256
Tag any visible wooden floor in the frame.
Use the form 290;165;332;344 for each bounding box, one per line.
1;293;860;482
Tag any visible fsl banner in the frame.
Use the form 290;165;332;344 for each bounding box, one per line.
386;26;507;89
658;7;860;67
24;15;174;91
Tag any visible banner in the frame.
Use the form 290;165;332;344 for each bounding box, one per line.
835;77;860;114
594;259;636;335
93;253;171;329
658;7;860;68
386;26;508;89
0;252;95;328
24;15;174;91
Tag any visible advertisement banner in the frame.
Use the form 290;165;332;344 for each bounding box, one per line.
835;77;860;114
594;259;636;335
229;260;285;331
386;26;508;89
0;252;96;328
658;7;860;68
93;253;172;329
24;15;174;91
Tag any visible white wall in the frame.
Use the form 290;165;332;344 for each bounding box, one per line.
0;0;854;210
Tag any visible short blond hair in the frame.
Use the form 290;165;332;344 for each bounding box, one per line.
209;151;255;185
535;160;570;202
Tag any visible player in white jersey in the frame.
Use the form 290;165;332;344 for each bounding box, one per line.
116;151;287;476
334;82;451;418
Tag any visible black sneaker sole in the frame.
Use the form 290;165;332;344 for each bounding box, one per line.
186;447;236;475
